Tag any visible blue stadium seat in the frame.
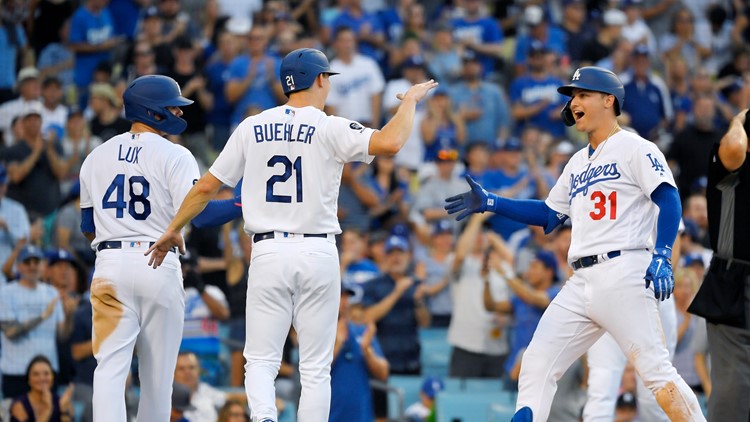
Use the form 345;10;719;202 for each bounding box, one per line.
462;378;504;393
435;391;515;422
697;393;708;417
419;328;452;377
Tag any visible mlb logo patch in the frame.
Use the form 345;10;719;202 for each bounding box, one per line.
285;109;295;117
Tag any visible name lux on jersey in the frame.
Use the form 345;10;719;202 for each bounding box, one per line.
253;122;317;144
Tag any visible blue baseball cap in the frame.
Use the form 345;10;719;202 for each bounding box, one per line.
501;137;523;152
535;250;559;281
433;220;453;235
18;245;44;263
421;376;445;399
46;249;76;266
384;235;410;253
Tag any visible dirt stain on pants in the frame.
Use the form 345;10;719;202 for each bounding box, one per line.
90;278;123;356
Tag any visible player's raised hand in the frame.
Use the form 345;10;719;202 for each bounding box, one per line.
145;229;186;269
644;249;674;301
445;175;493;221
396;79;439;103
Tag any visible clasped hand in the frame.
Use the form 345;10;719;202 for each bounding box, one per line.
445;175;494;221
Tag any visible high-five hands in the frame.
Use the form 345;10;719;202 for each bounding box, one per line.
445;175;494;221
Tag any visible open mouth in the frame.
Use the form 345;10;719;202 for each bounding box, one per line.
574;111;585;121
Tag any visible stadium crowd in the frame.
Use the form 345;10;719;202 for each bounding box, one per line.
0;0;748;420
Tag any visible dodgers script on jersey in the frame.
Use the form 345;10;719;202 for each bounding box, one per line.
79;132;201;246
209;106;375;235
545;130;676;261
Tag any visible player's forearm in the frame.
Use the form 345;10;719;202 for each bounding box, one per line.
168;175;222;232
368;98;418;156
651;183;681;252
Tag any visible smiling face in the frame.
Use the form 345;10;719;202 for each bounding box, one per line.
568;88;616;132
28;360;54;393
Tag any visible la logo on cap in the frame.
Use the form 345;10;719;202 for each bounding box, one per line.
572;69;581;81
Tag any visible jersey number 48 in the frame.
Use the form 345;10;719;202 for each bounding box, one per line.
102;174;151;220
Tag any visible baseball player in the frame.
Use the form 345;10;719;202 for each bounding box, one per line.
445;67;705;421
146;48;437;422
79;75;201;422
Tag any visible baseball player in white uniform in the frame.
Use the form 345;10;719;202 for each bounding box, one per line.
79;75;200;422
146;48;437;422
446;67;705;421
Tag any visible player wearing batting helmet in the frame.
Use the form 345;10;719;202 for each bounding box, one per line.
79;74;201;422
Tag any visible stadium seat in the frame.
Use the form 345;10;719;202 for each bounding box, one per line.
419;328;452;377
462;378;504;393
435;391;515;422
278;400;296;422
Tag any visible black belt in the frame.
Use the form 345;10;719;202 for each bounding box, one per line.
571;251;621;270
252;232;328;243
97;241;177;253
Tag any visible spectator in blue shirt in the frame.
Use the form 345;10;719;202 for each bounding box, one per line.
225;26;284;129
362;235;430;419
509;41;567;138
330;283;389;422
328;0;386;62
108;0;147;41
68;0;121;108
204;30;239;151
449;52;511;145
0;17;27;103
621;45;671;141
514;5;567;76
483;249;561;381
451;0;504;77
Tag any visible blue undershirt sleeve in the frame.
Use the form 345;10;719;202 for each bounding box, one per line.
488;195;568;234
650;182;681;251
191;196;243;228
80;207;95;234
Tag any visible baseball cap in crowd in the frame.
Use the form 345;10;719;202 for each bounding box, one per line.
562;0;585;7
633;44;650;57
46;249;76;266
528;39;548;55
421;376;445;399
436;148;459;162
603;9;627;26
501;137;523;152
553;140;575;156
0;164;7;184
226;16;252;35
683;253;705;268
432;219;453;235
18;245;44;263
524;5;545;26
384;235;410;253
616;392;637;409
20;101;43;119
535;250;559;281
721;77;745;98
402;55;426;70
390;223;411;239
90;83;120;108
143;6;160;20
172;383;196;412
16;67;40;87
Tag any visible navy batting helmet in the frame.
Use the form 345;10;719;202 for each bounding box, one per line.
123;75;193;135
558;67;624;126
280;48;339;96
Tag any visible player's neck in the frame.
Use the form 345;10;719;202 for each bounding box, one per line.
286;94;324;111
129;122;160;136
588;120;620;150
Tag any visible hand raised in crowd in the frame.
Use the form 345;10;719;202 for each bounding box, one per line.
42;295;59;320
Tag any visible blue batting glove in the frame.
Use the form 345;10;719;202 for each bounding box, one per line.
644;247;674;301
445;175;495;221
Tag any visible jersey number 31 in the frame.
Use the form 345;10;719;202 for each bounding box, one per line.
102;174;151;220
589;190;616;220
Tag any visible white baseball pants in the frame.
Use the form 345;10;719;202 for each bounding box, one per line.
515;251;704;422
243;234;339;422
91;245;184;422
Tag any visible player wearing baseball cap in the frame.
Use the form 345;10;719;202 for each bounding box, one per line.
147;48;437;421
78;74;200;422
446;66;704;421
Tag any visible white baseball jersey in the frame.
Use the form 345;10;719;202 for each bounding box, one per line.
209;105;375;235
545;130;676;261
79;132;201;247
327;54;385;123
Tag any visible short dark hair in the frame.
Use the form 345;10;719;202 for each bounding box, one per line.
42;76;61;88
